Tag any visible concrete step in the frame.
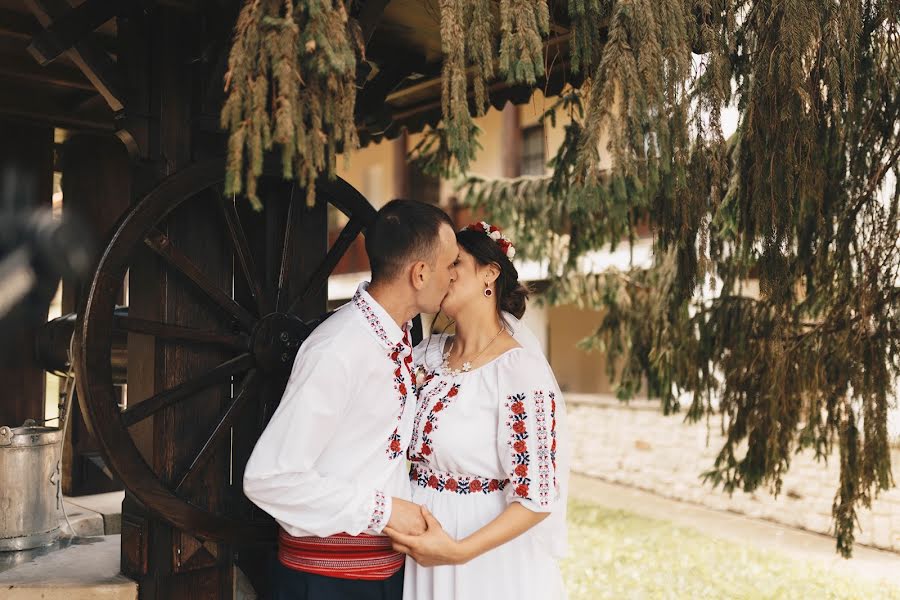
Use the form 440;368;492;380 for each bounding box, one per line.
0;534;137;600
61;491;124;537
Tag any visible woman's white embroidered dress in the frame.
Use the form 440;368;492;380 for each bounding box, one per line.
402;326;569;600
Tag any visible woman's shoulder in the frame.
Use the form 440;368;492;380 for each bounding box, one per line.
492;346;560;391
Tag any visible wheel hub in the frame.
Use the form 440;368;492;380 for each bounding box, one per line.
250;312;310;372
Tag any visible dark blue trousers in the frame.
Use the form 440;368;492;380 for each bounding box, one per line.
271;559;404;600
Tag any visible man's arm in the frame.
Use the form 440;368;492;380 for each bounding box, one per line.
243;338;402;537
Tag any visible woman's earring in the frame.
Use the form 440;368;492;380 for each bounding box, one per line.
483;284;493;298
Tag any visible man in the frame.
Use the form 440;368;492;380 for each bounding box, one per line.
244;199;459;599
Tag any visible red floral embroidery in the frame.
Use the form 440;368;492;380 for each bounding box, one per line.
368;490;387;531
506;393;532;500
353;290;414;462
532;391;553;507
408;378;449;461
410;464;507;496
410;383;460;463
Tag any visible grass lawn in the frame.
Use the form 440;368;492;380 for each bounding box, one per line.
562;499;900;600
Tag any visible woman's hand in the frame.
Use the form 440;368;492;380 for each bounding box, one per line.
384;506;469;567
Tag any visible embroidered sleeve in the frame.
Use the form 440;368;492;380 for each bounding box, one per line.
499;388;559;513
366;490;392;534
243;336;387;537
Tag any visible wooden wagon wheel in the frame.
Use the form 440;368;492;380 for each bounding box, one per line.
73;158;377;543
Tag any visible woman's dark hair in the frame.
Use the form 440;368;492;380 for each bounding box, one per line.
456;227;529;319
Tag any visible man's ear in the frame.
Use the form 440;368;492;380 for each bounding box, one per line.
410;260;430;290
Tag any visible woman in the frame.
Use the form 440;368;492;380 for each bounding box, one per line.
384;222;569;599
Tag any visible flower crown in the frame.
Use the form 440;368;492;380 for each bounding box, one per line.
464;221;516;259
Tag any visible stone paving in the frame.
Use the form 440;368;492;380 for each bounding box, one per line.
567;394;900;553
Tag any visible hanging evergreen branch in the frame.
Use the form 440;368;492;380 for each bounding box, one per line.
222;0;361;209
567;0;608;74
459;0;900;557
498;0;550;84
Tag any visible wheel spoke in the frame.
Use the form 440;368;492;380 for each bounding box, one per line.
221;197;271;315
145;229;257;331
120;353;255;427
114;315;248;351
275;185;299;313
174;369;260;493
287;216;365;316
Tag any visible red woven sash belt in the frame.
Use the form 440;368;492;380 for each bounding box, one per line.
278;529;404;581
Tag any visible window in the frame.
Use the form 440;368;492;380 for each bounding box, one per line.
520;125;546;176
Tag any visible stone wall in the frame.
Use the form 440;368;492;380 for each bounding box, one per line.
569;394;900;553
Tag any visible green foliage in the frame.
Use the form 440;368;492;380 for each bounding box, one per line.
222;0;899;555
460;0;900;557
222;0;361;209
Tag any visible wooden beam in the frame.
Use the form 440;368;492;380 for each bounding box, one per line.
0;86;114;131
0;9;39;40
27;0;119;65
0;53;96;92
25;0;125;112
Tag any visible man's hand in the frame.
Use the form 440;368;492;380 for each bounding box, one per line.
385;498;427;535
384;506;465;567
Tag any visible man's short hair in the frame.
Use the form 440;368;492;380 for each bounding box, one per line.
365;199;454;283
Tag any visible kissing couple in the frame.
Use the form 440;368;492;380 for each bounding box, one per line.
244;199;569;600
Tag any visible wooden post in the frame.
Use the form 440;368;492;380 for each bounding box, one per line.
59;132;131;496
119;7;236;599
0;118;54;428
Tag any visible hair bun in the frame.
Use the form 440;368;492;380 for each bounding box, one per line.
500;282;529;319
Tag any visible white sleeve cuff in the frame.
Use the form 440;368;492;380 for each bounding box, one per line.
366;490;391;534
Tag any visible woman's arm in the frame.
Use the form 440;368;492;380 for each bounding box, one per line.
384;503;549;567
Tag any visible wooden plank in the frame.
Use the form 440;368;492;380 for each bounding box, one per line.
0;85;114;130
0;51;96;91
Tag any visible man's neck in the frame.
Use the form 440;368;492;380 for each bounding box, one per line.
366;281;417;329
